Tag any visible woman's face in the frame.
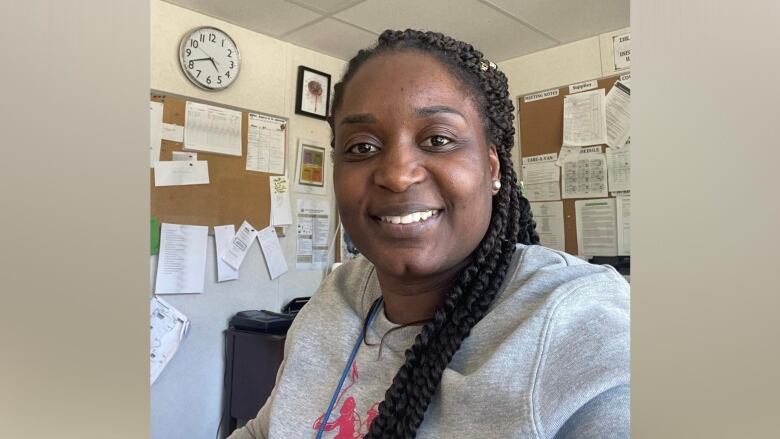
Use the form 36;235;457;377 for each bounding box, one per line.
333;51;499;282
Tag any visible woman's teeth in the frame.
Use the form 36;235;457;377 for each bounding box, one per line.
380;210;439;224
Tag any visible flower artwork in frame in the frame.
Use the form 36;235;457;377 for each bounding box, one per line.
295;66;331;120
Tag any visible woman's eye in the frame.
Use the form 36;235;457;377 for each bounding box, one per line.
420;135;453;148
345;143;379;155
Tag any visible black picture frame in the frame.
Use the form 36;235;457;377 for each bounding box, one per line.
295;65;331;120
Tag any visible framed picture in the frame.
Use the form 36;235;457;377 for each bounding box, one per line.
295;66;331;120
294;138;327;195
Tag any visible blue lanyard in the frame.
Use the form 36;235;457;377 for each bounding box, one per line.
316;297;383;439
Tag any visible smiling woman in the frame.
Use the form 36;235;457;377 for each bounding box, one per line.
229;29;629;439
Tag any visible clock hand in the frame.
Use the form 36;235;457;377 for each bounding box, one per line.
189;57;211;62
209;58;220;73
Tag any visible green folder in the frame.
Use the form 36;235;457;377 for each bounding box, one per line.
151;216;160;255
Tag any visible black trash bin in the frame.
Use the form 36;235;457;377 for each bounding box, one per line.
220;309;296;438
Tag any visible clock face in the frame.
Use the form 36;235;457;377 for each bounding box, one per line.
179;27;240;91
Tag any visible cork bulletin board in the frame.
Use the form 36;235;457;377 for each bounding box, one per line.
518;75;622;255
150;91;287;231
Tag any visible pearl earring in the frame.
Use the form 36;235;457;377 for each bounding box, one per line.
492;180;501;190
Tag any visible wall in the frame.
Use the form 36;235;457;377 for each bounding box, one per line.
149;1;346;438
498;27;630;174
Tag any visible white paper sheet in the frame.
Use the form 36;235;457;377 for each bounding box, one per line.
575;198;618;257
530;201;566;252
154;161;209;187
296;199;330;270
257;226;288;280
155;223;209;294
556;146;579;166
563;89;607;147
562;149;608;199
524;181;561;202
150;101;163;167
613;33;631;70
150;296;190;385
606;82;631;148
221;221;258;271
616;192;631;256
214;225;239;282
184;101;242;156
521;153;560;186
606;146;631;192
161;123;184;142
270;176;293;226
171;151;197;161
246;113;286;174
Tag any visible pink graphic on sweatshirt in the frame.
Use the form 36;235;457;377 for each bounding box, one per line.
312;362;380;438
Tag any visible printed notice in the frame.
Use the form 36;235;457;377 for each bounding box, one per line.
616;192;631;256
153;161;209;187
150;101;163;167
523;88;559;103
184;101;242;156
270;176;293;226
606;146;631;193
613;33;631;70
171;151;197;161
296;199;330;270
530;201;566;252
521;153;559;185
562;148;608;199
161;123;184;143
150;296;190;385
257;226;288;280
154;223;209;294
214;225;239;282
563;89;607;147
221;221;258;271
606;81;631;148
575;198;618;257
522;153;561;202
524;181;561;202
246;113;286;174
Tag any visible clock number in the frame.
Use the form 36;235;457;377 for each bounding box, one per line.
222;39;225;47
186;48;191;57
188;60;194;69
206;76;211;85
217;76;222;85
195;69;202;78
225;71;231;78
227;49;232;58
209;33;216;43
199;33;205;43
230;60;234;69
190;40;198;48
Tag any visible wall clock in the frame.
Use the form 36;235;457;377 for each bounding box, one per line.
179;26;240;91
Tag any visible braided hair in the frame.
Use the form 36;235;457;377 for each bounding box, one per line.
328;29;539;439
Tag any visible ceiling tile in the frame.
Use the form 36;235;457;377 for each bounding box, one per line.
163;0;321;37
482;0;629;43
283;18;378;60
334;0;557;61
286;0;367;15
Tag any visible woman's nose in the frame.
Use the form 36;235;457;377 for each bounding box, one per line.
372;140;426;193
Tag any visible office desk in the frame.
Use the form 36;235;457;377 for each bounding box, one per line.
221;328;286;438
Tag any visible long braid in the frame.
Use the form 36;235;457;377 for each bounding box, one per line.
329;29;539;439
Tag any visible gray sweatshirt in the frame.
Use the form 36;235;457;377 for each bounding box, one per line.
229;244;630;438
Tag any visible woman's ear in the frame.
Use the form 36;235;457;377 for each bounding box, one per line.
488;144;501;194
